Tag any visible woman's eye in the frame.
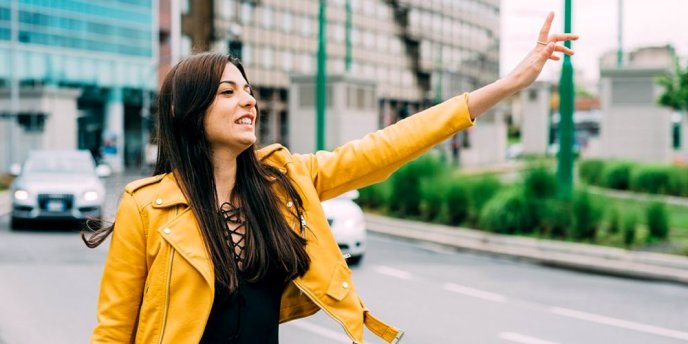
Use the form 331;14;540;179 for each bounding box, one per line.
221;90;234;95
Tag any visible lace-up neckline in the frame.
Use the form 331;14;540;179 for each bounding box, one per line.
219;202;246;270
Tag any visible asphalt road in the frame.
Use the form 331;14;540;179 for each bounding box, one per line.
1;172;687;344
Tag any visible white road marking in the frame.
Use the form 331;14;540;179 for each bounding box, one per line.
550;306;688;341
498;332;560;344
375;265;412;280
288;320;352;343
442;282;508;302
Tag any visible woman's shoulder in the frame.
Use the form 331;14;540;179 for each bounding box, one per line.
124;174;166;194
256;144;294;168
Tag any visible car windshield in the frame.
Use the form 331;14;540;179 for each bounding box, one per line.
24;156;94;174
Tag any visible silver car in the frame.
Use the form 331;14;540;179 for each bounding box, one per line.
10;150;110;229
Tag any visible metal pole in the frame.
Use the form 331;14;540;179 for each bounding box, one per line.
316;0;327;151
8;0;18;169
617;0;623;67
345;0;352;72
557;0;575;200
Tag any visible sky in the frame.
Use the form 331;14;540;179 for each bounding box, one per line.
500;0;688;89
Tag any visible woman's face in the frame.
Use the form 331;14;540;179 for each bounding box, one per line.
204;62;258;154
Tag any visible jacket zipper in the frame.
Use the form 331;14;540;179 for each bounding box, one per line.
158;246;175;344
292;280;359;344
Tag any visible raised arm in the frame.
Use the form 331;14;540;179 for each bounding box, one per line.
468;12;577;119
295;12;577;201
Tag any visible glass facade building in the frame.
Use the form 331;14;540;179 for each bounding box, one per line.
0;0;157;171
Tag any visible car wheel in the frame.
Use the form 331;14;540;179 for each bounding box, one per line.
347;254;364;266
10;217;26;230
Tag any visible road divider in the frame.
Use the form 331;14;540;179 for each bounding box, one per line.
365;213;688;286
442;282;508;303
498;332;559;344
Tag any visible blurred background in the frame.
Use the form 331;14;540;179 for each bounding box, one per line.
1;0;688;343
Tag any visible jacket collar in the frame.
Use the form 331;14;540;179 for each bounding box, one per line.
152;173;189;209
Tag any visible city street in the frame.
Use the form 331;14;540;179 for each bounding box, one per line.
0;173;687;343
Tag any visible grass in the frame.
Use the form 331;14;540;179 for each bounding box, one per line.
590;192;688;254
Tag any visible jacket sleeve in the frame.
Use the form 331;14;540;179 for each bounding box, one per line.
92;192;147;343
293;93;475;201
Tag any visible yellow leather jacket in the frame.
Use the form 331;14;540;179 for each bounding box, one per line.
92;93;474;343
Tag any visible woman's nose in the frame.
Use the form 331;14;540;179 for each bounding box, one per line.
241;92;256;108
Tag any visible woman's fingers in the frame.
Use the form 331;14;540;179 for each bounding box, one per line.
554;44;575;56
549;33;580;43
538;12;555;42
549;55;561;61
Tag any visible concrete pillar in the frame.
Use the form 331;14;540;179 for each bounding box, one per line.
521;81;551;155
103;88;124;172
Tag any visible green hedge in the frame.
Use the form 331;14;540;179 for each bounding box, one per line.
579;159;688;197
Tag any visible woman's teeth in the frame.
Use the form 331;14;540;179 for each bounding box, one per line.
236;118;252;125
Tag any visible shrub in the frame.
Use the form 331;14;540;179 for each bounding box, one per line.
603;162;634;190
463;175;501;224
420;177;449;222
607;207;620;235
389;154;446;216
479;188;537;235
578;159;606;186
669;167;688;197
630;166;672;195
445;180;471;225
646;201;670;240
623;214;637;247
568;189;601;240
523;165;557;199
357;180;392;209
536;199;572;238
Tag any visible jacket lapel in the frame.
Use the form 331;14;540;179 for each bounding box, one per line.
154;173;214;288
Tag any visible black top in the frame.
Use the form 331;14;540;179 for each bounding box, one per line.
200;202;286;344
200;270;286;344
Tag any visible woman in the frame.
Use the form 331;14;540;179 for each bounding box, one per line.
84;12;577;344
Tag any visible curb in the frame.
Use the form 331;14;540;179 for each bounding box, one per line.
365;213;688;286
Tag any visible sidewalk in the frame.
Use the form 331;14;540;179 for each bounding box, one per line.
365;213;688;286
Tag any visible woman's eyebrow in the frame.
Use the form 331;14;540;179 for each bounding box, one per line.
218;80;250;89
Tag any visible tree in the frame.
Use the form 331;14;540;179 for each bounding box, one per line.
658;58;688;111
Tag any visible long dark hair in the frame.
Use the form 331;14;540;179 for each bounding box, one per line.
83;53;310;294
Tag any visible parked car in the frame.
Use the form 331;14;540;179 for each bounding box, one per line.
321;190;366;266
9;150;111;229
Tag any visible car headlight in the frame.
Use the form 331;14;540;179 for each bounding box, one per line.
13;190;29;201
83;191;99;202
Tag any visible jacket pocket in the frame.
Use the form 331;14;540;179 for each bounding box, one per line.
326;264;353;301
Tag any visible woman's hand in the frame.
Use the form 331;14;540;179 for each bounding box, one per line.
467;12;579;120
505;12;579;90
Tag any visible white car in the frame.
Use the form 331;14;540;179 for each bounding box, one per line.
321;190;366;266
10;150;110;229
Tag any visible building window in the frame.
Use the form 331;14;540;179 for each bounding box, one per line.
243;44;253;65
181;0;190;15
300;15;311;36
263;6;273;29
334;23;345;43
282;11;292;32
181;35;192;57
241;2;254;24
282;50;292;71
219;0;234;19
263;47;274;68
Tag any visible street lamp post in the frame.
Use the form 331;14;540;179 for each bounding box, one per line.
557;0;575;200
316;0;327;151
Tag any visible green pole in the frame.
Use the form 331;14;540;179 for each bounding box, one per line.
558;0;575;200
345;0;352;72
316;0;327;151
617;0;623;67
